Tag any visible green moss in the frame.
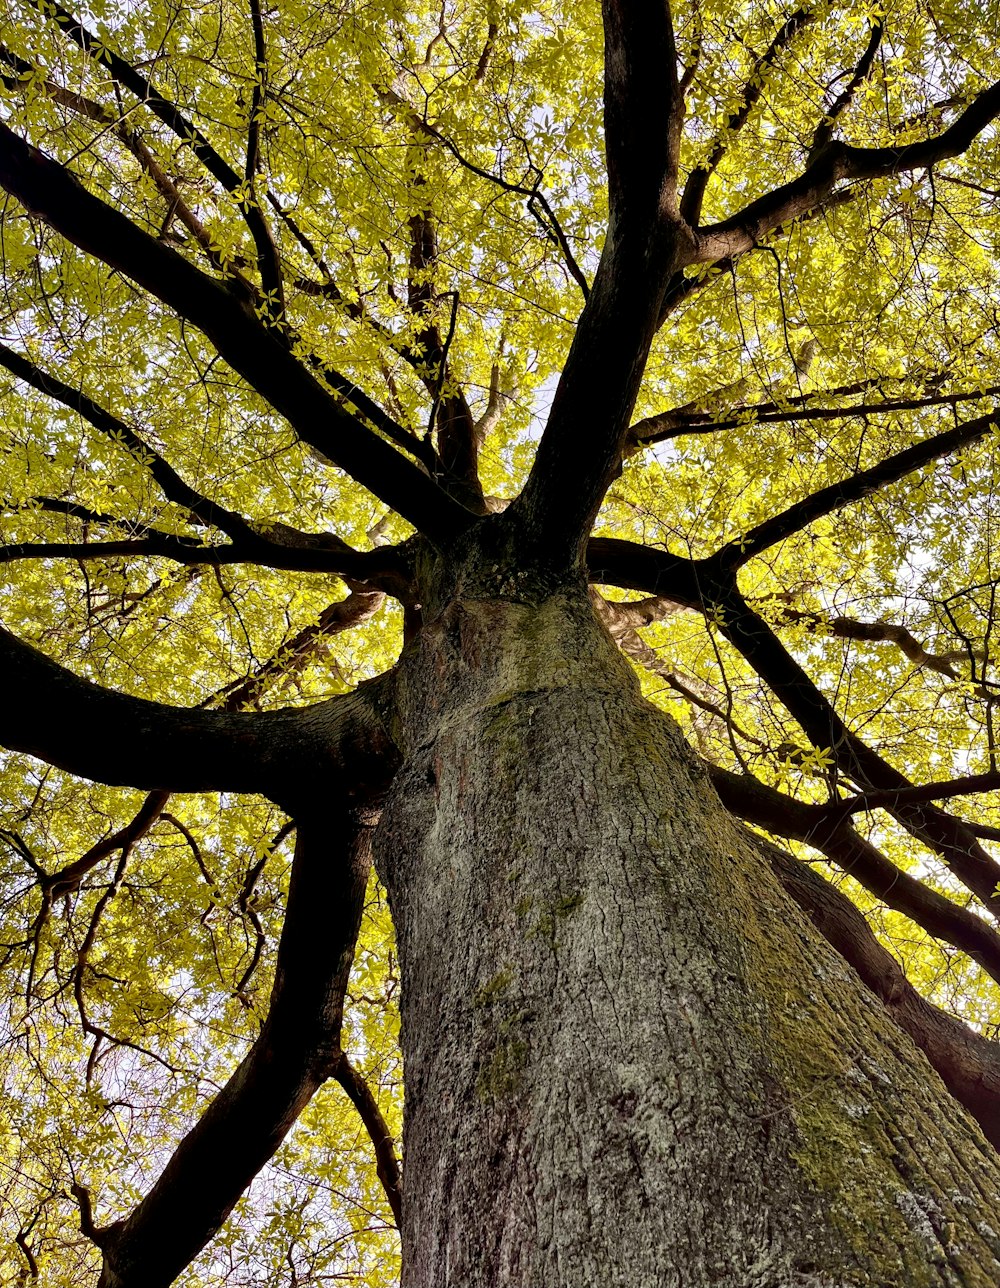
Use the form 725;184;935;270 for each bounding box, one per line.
732;877;957;1283
528;889;585;942
473;968;513;1007
475;1009;531;1100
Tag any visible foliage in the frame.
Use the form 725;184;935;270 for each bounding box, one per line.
0;0;999;1280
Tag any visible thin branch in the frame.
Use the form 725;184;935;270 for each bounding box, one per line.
378;85;590;301
710;582;1000;909
634;381;1000;445
474;21;498;82
246;0;267;186
404;168;483;506
333;1054;403;1228
774;606;967;682
40;789;169;901
32;0;284;305
214;589;385;712
835;772;1000;818
712;765;1000;985
679;6;814;225
0;44;433;469
2;491;415;585
0;534;412;582
809;15;885;158
0;43;216;257
0;342;261;543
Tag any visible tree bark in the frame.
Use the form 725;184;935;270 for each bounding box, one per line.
376;576;1000;1287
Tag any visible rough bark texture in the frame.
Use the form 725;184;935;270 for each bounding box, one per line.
375;579;1000;1288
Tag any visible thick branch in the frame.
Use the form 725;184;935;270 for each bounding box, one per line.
759;836;1000;1151
586;537;701;604
695;79;1000;263
498;2;694;571
504;212;692;570
94;812;379;1288
0;123;472;544
0;625;396;810
602;0;682;221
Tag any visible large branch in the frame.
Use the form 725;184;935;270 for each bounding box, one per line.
601;0;682;222
717;410;999;568
759;836;1000;1152
695;79;1000;263
0;124;472;545
90;810;384;1288
0;625;396;810
586;536;701;603
501;0;690;571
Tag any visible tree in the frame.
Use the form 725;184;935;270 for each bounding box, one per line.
3;0;1000;1282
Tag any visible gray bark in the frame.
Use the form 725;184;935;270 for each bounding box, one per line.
376;582;1000;1288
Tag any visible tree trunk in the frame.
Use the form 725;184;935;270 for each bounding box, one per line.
375;575;1000;1287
